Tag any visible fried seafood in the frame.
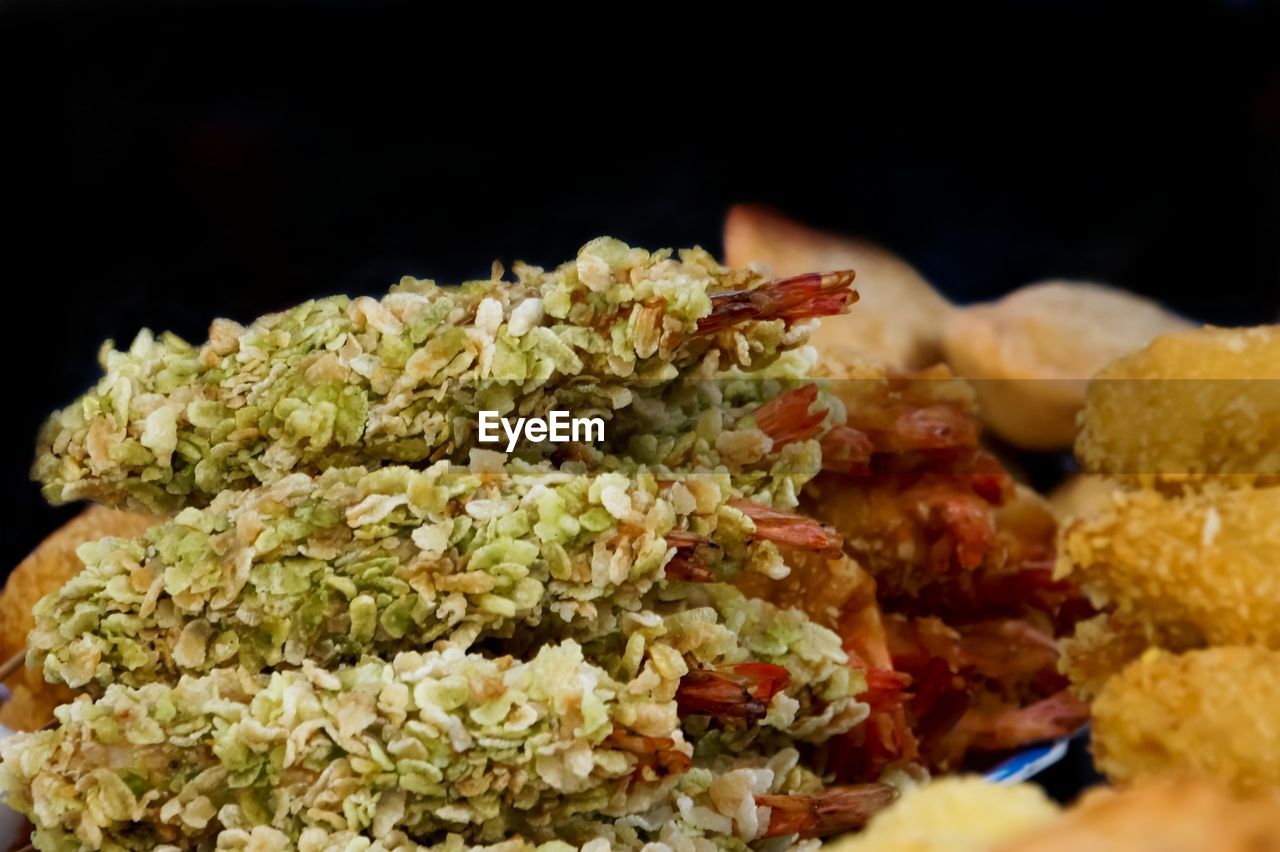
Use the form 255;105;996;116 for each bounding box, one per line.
791;359;1086;771
34;238;855;514
0;506;154;731
1077;324;1280;480
723;204;953;371
29;460;845;691
824;776;1061;852
1091;646;1280;793
1057;484;1280;654
941;281;1188;450
0;641;873;851
1001;778;1280;852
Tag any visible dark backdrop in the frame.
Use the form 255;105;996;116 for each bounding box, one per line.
3;5;1278;613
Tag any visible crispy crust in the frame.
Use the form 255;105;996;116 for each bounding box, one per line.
1077;325;1280;479
1092;646;1280;793
1057;483;1280;651
0;505;154;730
941;282;1187;450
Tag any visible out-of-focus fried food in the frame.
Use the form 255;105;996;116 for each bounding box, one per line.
724;204;954;370
1077;325;1280;479
0;505;154;730
942;282;1189;450
807;471;1062;614
999;779;1280;852
1057;613;1149;698
799;361;1088;771
1058;484;1280;651
1091;646;1280;793
824;776;1061;852
1046;475;1117;523
885;613;1087;770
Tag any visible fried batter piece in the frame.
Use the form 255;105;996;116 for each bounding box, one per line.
0;505;154;731
724;204;953;370
1058;484;1280;654
1092;646;1280;793
1000;778;1280;852
1077;325;1280;480
942;281;1188;450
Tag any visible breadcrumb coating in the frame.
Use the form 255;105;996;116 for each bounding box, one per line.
1077;325;1280;479
1056;484;1280;651
0;506;155;731
1091;646;1280;793
824;776;1059;852
34;238;847;514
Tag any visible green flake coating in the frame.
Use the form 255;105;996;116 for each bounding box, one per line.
28;461;790;690
34;239;822;514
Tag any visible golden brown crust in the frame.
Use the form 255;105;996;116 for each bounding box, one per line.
998;778;1280;852
0;505;154;730
1057;483;1280;651
723;204;954;371
1077;325;1280;478
1091;647;1280;794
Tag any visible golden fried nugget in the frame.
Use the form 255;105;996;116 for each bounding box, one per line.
1058;484;1280;651
999;778;1280;852
0;505;154;730
724;204;954;370
824;776;1060;852
942;282;1188;450
1092;646;1280;793
1077;325;1280;479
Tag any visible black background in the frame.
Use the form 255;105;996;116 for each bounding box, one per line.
3;1;1279;797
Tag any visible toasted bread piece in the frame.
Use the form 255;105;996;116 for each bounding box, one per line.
942;281;1189;450
0;505;154;730
724;204;954;370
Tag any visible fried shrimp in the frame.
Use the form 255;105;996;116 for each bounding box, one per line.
1091;646;1280;793
1057;484;1280;653
34;238;855;514
1077;324;1280;480
0;505;154;731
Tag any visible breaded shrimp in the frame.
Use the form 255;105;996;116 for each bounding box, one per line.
1077;325;1280;480
1057;484;1280;650
1091;646;1280;793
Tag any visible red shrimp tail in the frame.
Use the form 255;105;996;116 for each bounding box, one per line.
699;271;857;335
